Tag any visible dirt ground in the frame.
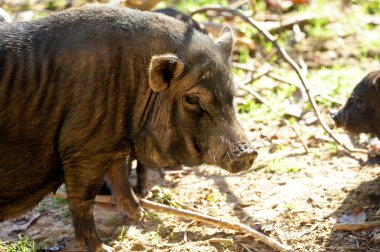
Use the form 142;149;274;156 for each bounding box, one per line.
1;121;379;252
1;1;380;252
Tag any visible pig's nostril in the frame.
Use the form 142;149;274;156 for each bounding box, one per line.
232;144;256;157
330;110;338;120
226;143;258;172
233;146;257;160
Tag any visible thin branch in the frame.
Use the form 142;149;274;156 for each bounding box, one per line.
232;63;343;106
139;198;295;252
372;233;380;244
191;7;367;154
266;72;343;106
238;78;310;153
51;193;294;252
333;221;380;231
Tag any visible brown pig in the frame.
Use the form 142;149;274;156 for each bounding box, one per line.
0;6;257;251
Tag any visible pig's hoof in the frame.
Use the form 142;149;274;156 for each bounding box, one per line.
135;186;149;197
96;243;114;252
127;208;143;221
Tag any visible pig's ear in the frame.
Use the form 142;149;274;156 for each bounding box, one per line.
216;26;235;61
149;54;185;92
372;74;380;93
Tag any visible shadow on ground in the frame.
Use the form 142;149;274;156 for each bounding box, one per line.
325;174;380;252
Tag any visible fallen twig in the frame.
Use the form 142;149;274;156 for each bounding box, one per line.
232;63;343;106
266;72;343;106
262;13;324;33
372;233;380;244
239;77;310;153
191;7;367;154
334;246;369;251
51;193;294;252
208;237;234;245
333;221;380;231
240;243;254;252
140;198;294;252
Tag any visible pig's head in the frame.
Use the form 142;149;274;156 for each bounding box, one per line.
133;27;257;173
330;70;380;135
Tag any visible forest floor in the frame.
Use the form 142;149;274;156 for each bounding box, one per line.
1;130;379;252
1;0;380;251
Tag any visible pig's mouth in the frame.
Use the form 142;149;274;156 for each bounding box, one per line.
331;110;356;131
193;137;203;155
174;136;204;167
334;118;360;133
330;111;364;134
332;116;370;135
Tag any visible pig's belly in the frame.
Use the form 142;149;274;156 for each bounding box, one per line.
0;140;63;219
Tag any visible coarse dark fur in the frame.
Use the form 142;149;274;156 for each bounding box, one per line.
116;7;209;197
331;70;380;135
154;7;208;35
0;6;257;251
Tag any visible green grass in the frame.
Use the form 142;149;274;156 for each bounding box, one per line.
144;210;163;224
308;66;367;99
51;197;68;207
265;158;301;174
155;224;176;240
117;226;126;242
351;0;380;15
237;97;277;123
153;192;179;208
305;17;331;40
0;235;40;252
284;202;295;212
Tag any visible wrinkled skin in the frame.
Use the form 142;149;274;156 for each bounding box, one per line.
0;6;257;252
105;7;209;201
331;70;380;135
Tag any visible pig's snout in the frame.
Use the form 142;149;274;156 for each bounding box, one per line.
330;109;342;127
227;143;257;173
330;110;338;120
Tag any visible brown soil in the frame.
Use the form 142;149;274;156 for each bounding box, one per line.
1;122;380;252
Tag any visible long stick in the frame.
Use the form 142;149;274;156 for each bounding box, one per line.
191;7;367;154
333;221;380;231
139;198;294;252
51;193;294;252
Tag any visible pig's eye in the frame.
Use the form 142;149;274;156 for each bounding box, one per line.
185;94;200;105
355;97;363;108
184;94;203;112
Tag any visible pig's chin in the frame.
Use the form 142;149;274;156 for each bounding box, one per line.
344;124;377;135
342;121;372;135
204;153;253;173
137;153;179;168
217;157;254;173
